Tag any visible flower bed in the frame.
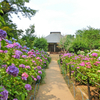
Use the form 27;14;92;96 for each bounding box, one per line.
60;52;100;85
0;29;51;100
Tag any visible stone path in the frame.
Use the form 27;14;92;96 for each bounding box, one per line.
36;54;74;100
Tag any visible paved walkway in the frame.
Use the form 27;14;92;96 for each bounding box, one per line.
36;54;74;100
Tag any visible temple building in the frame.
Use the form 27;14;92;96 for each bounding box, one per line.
45;32;63;53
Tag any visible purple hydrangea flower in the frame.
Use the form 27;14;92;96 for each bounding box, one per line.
38;71;42;74
0;87;8;100
33;54;36;57
18;45;22;49
15;50;22;55
4;50;8;53
37;66;41;70
0;42;1;49
34;68;36;70
71;65;74;67
1;64;7;68
19;64;25;68
13;43;19;47
37;75;41;80
6;44;14;48
6;65;19;77
4;39;9;42
22;49;28;53
21;76;27;80
12;54;20;59
13;99;18;100
43;61;46;63
25;84;32;90
0;29;7;39
22;55;27;58
31;76;34;79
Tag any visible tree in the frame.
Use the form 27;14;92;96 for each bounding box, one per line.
75;26;100;49
0;0;36;39
0;0;36;19
21;24;35;48
33;37;48;52
58;35;74;52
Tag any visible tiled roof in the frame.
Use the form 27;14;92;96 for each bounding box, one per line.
45;32;63;43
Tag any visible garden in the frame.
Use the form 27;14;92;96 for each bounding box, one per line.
57;25;100;100
59;51;100;100
0;29;51;100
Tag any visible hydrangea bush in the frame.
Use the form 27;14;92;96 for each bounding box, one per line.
60;52;100;85
0;29;51;100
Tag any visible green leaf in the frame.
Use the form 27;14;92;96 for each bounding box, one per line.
0;10;3;14
21;94;25;100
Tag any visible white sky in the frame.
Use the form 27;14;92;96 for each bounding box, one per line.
12;0;100;37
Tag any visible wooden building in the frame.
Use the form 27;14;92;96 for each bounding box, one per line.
45;32;63;53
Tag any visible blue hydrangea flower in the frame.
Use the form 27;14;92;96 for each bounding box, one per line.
8;40;12;44
12;37;15;40
27;47;30;49
6;65;19;77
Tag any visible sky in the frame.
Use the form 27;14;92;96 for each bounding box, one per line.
12;0;100;37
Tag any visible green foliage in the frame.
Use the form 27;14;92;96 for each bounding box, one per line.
75;26;100;50
71;37;89;54
58;35;74;52
21;24;36;48
66;26;100;54
33;37;48;52
0;4;5;26
0;0;36;39
0;0;36;18
0;86;4;96
0;36;51;99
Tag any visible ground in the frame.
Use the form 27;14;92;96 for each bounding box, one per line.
36;54;74;100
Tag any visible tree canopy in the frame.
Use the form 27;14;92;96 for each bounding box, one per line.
0;0;36;39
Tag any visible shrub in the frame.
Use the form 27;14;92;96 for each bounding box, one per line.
33;37;48;52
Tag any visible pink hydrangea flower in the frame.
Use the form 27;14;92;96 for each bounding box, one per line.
92;53;98;57
86;62;91;65
22;72;28;78
32;60;35;63
26;66;30;69
39;59;42;62
77;67;80;69
86;66;91;68
36;57;40;59
79;62;85;66
0;50;3;53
